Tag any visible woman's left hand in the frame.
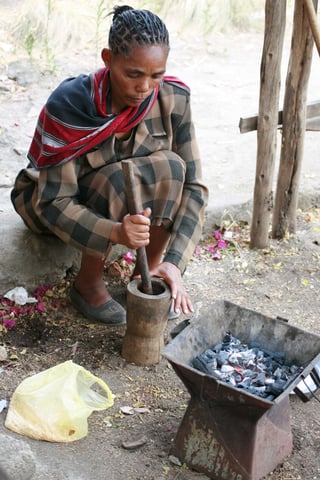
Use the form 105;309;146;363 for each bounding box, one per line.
149;262;194;316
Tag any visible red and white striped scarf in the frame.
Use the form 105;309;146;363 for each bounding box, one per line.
28;67;189;169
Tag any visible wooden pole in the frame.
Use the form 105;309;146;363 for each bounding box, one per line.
250;0;286;249
304;0;320;56
272;0;316;239
122;160;153;295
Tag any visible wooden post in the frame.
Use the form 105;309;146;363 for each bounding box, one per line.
250;0;286;249
272;0;316;239
305;0;320;56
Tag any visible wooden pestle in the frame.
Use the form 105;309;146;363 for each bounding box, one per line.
122;160;153;295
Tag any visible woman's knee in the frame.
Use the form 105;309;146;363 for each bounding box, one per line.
136;151;186;185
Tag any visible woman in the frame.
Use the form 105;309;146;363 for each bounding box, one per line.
11;5;208;325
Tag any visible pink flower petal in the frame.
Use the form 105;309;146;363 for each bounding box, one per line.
217;239;228;249
3;318;15;328
122;252;134;264
37;302;45;312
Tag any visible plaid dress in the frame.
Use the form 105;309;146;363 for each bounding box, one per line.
11;81;208;272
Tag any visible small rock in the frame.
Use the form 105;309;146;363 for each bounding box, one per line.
168;455;182;466
134;407;150;414
0;345;8;361
120;405;134;415
122;435;148;450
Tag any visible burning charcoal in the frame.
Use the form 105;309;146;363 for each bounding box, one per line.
237;378;252;388
222;331;241;349
191;332;303;400
222;331;232;344
228;376;238;386
232;372;242;384
191;357;212;375
192;350;218;375
266;380;287;396
216;351;229;366
213;343;223;353
212;369;224;379
239;350;256;364
208;358;218;370
255;350;265;362
273;367;283;379
242;369;254;378
265;377;275;385
221;365;234;374
245;359;256;369
201;348;216;361
246;386;266;396
222;332;241;348
256;362;267;373
252;372;266;386
228;352;243;365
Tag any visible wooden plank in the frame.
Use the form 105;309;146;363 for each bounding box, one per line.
239;99;320;133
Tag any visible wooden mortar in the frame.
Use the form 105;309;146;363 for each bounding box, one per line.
122;278;171;366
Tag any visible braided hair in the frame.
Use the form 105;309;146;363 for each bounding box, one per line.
108;5;170;56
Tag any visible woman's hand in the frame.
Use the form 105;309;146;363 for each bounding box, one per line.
111;208;151;249
149;262;194;316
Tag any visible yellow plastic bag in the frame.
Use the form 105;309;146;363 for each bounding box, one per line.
5;360;114;442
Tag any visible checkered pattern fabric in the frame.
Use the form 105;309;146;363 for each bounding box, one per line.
11;82;208;272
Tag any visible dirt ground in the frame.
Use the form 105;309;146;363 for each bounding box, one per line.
1;8;320;480
1;210;320;480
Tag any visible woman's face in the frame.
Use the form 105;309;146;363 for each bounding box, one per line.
101;45;168;113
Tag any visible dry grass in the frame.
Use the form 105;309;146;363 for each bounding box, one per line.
4;0;266;66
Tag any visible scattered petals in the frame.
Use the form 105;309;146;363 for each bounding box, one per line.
122;251;134;264
194;229;231;261
3;318;15;328
37;302;45;312
0;284;56;329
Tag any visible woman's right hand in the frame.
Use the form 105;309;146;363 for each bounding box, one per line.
110;207;151;249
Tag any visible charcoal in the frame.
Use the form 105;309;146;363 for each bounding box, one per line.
216;351;229;366
231;372;242;383
267;380;287;396
191;331;303;400
191;357;212;375
252;372;266;386
192;354;219;377
221;365;234;374
213;343;223;353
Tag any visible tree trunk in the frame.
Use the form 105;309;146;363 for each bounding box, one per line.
250;0;286;249
272;0;316;238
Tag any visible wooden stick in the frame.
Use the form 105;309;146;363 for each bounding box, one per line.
304;0;320;56
122;160;153;295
